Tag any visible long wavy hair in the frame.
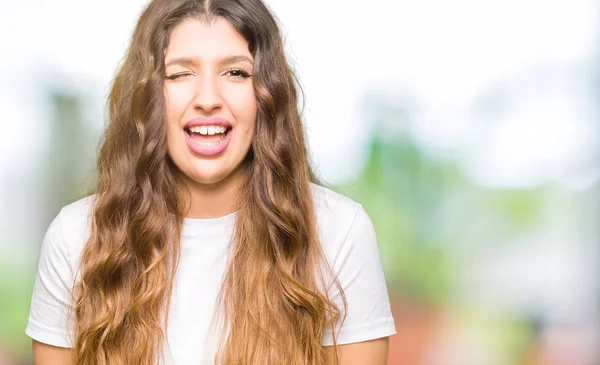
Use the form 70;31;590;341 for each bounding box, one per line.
72;0;345;364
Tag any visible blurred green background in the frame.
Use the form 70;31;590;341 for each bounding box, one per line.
1;0;599;364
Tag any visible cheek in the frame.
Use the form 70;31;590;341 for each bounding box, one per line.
163;86;189;156
226;86;258;130
164;83;193;124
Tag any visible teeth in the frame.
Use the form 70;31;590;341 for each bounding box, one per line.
188;125;228;135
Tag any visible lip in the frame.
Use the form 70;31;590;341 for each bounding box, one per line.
184;117;233;157
184;117;232;129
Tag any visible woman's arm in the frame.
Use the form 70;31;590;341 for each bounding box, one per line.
33;340;73;365
324;337;389;365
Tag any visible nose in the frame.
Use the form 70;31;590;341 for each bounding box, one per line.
192;75;222;112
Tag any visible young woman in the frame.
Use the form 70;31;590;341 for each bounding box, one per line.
26;0;396;364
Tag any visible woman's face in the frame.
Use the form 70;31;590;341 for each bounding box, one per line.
164;17;257;187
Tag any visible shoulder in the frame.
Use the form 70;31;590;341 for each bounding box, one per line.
57;194;95;234
51;195;96;263
310;183;364;221
310;183;374;253
26;195;96;347
58;194;96;223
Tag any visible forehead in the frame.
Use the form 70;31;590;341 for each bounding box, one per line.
165;17;252;61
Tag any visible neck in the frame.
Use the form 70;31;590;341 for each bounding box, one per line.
180;166;246;219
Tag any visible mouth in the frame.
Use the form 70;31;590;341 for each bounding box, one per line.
184;125;232;145
183;122;233;157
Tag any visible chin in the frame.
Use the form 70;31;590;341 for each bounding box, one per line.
185;171;228;186
187;163;247;186
171;149;250;188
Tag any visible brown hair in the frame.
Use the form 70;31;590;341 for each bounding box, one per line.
72;0;345;364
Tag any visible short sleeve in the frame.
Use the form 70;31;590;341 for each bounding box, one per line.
322;205;396;346
25;210;75;348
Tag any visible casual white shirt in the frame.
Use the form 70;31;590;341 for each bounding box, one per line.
26;184;396;364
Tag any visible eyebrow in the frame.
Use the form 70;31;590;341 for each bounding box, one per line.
165;55;254;68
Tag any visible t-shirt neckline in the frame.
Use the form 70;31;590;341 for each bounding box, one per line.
181;211;238;238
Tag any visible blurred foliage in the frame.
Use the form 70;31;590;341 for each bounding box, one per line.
336;128;549;305
0;261;35;357
0;90;98;363
44;90;99;224
336;132;462;303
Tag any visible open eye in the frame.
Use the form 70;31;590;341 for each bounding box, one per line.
225;68;252;79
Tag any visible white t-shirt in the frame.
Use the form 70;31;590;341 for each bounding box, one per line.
26;184;396;364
